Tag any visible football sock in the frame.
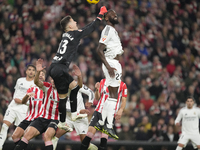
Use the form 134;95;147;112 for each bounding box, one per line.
52;137;59;150
80;136;91;150
70;85;80;112
58;97;68;122
0;123;9;149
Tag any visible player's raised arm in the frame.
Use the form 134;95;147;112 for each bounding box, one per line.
74;6;107;39
34;59;46;89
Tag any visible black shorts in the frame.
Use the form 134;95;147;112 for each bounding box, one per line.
29;117;59;134
18;120;32;130
89;111;102;127
49;63;74;94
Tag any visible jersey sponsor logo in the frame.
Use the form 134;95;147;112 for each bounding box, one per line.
102;36;107;42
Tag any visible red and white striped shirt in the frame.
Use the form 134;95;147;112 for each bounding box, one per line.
25;86;44;121
40;82;59;120
95;79;127;114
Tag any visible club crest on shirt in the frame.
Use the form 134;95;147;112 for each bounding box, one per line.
102;36;107;42
194;112;196;115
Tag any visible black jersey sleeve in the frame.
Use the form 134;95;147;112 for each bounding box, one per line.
74;18;101;39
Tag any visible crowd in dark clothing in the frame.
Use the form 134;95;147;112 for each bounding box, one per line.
0;0;200;144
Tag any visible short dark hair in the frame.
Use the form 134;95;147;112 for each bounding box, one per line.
186;96;195;101
26;64;36;71
60;15;72;32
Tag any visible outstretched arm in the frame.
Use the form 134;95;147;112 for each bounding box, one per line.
74;6;107;39
34;59;46;88
97;43;116;78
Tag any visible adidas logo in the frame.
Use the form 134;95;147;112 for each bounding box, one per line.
20;83;23;85
82;131;85;133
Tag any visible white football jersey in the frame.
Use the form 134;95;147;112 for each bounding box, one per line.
99;25;123;59
66;85;94;121
8;77;35;112
175;106;200;134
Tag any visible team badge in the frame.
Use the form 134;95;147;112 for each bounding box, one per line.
102;36;107;41
194;112;196;115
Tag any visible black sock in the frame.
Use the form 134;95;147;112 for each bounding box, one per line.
45;145;53;150
70;85;80;112
14;139;21;145
58;97;68;122
80;136;91;150
99;138;107;149
14;141;28;150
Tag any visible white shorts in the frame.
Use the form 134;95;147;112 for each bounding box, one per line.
178;133;200;146
3;107;26;126
102;58;122;87
66;117;88;135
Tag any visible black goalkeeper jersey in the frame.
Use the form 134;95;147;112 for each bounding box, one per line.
52;18;101;68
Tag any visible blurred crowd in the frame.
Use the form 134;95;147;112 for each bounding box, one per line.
0;0;200;145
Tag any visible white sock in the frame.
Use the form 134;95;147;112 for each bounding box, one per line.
106;98;117;129
52;136;59;150
0;123;9;149
176;146;183;150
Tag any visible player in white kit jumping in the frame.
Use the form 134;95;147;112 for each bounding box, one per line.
0;65;36;150
94;9;124;139
175;96;200;150
52;84;97;150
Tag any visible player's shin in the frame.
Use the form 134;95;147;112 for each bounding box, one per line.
58;97;68;123
45;141;53;150
52;136;59;150
0;123;9;149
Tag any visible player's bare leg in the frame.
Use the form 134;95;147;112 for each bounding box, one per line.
44;127;56;150
0;120;11;150
12;127;24;145
14;126;40;150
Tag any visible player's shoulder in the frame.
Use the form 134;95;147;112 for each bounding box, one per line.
193;106;200;111
103;25;113;35
17;77;26;82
